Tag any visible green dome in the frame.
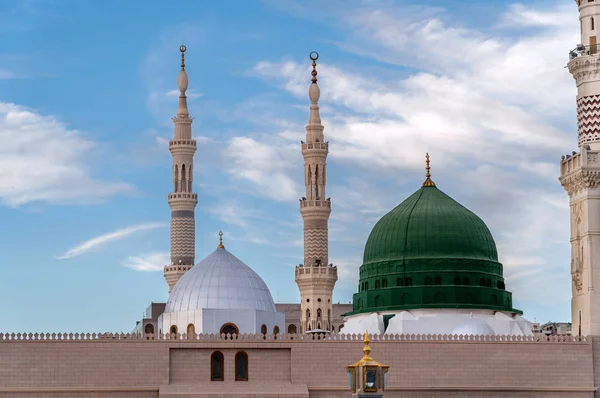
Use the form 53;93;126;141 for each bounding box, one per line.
363;185;498;265
347;180;520;317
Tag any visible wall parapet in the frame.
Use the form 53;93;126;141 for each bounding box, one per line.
0;332;587;343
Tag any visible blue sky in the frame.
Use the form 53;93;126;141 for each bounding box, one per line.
0;0;579;332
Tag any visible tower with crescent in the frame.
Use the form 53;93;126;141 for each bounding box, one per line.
163;45;198;293
294;52;338;333
561;0;600;337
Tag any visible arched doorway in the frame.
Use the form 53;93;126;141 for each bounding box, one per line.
288;324;297;334
144;324;154;335
170;325;178;339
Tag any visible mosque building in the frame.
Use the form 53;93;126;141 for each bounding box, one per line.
135;45;532;340
3;2;600;396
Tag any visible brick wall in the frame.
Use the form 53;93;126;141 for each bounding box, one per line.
169;348;291;384
0;334;594;397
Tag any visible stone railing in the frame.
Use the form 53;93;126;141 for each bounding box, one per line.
0;332;587;343
169;139;196;147
299;199;331;209
295;265;337;277
168;193;198;200
302;142;328;151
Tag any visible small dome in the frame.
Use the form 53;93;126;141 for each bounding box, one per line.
165;248;277;313
452;317;495;336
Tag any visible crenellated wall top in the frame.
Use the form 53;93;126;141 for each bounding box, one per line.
0;332;587;344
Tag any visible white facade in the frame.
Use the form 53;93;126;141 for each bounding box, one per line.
560;0;600;337
160;244;285;336
341;309;533;336
160;308;284;336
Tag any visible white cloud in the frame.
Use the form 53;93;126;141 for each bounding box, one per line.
0;103;134;207
224;136;300;201
56;222;166;260
123;251;169;272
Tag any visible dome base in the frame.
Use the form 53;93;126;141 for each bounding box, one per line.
340;308;532;336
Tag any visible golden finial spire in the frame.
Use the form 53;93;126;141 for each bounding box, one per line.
217;231;225;249
180;45;186;70
361;331;373;362
310;51;319;84
422;152;436;187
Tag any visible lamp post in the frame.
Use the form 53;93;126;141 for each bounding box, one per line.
346;332;390;397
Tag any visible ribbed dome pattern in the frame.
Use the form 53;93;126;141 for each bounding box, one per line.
363;186;498;265
165;248;277;313
347;184;520;317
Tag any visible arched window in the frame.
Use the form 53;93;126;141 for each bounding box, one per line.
401;293;408;305
317;308;322;318
220;323;239;338
375;295;382;306
170;325;178;339
181;164;187;192
480;278;485;287
187;323;195;339
405;277;412;286
397;277;403;286
328;309;331;323
260;324;267;335
174;165;179;192
454;276;461;285
592;16;595;30
375;280;380;288
424;277;432;285
235;351;248;381
434;276;441;285
273;326;280;335
144;324;154;335
365;281;369;290
306;309;311;319
486;278;492;288
463;277;470;286
288;324;297;334
382;279;388;288
211;351;224;381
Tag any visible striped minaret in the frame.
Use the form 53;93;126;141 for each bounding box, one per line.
295;52;338;333
164;45;198;293
561;1;600;337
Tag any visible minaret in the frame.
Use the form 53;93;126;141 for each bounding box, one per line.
295;52;338;333
163;45;198;293
560;1;600;336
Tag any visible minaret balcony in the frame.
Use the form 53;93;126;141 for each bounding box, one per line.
295;264;338;279
299;199;331;209
301;142;328;152
560;147;600;196
169;139;196;147
168;192;198;200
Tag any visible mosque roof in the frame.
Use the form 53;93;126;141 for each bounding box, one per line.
363;183;498;265
346;154;521;316
165;235;277;313
452;315;496;336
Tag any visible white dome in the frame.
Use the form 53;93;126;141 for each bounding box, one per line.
165;248;277;313
452;317;495;336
